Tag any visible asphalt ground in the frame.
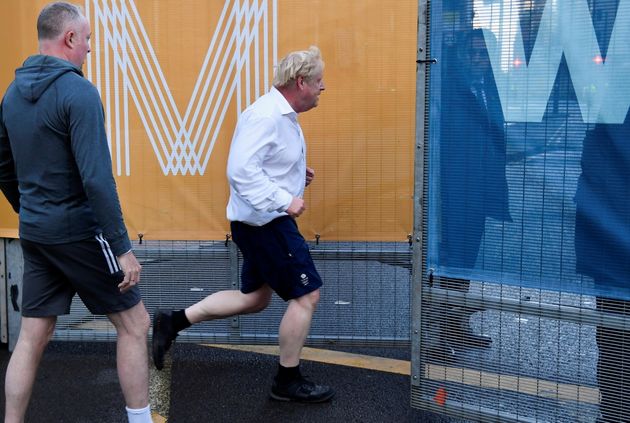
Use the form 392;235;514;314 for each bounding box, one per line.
0;341;466;423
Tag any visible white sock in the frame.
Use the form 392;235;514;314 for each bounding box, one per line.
126;404;152;423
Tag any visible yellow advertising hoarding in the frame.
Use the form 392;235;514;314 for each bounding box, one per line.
0;0;416;242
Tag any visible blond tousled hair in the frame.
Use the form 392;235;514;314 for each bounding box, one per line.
272;46;324;88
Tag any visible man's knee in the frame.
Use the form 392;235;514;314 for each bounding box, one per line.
130;306;151;337
19;317;56;349
297;289;320;310
112;303;150;338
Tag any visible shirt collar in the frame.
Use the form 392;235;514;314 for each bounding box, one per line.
270;86;297;117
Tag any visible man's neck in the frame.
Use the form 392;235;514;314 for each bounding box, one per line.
39;40;71;64
275;85;301;113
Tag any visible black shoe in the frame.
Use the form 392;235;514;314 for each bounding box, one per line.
270;377;335;403
152;309;178;370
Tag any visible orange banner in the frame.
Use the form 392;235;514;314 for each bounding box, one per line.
0;0;416;242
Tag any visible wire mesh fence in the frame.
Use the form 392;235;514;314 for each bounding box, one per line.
411;0;630;421
413;281;606;422
52;240;413;347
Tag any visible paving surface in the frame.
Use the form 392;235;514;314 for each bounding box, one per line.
0;341;466;423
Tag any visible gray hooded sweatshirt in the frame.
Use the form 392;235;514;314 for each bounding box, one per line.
0;55;131;256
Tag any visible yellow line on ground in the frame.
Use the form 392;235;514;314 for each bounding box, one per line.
202;344;600;404
151;412;167;423
201;344;411;375
425;363;600;405
73;320;114;330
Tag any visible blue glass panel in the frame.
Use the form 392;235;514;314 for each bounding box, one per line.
428;0;630;299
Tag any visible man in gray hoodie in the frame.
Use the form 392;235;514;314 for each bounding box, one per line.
0;3;151;422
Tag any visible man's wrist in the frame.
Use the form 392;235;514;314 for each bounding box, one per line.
117;249;133;258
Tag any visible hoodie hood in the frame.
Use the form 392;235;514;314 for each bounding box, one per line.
15;55;83;102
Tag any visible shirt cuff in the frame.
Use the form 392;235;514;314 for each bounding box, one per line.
274;189;294;213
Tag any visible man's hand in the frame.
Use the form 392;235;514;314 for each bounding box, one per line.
117;251;142;293
286;197;306;218
305;167;315;187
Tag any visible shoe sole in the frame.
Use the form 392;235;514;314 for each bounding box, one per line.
152;310;165;370
269;390;335;403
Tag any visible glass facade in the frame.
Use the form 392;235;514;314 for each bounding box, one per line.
429;0;630;300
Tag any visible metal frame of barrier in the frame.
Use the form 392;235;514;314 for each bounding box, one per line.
409;0;629;422
2;239;23;351
0;239;6;344
1;238;413;349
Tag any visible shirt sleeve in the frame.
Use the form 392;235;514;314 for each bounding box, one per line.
0;100;20;213
226;113;293;213
67;83;131;256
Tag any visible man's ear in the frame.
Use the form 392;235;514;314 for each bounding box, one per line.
64;31;74;48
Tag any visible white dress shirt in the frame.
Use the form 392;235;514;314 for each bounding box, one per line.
226;87;307;226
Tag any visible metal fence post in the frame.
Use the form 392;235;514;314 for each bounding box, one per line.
5;238;23;352
228;237;240;334
411;0;430;393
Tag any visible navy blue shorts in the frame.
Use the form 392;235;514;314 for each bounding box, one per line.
20;235;142;317
230;216;323;301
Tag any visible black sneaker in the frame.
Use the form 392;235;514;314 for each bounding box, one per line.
270;376;335;403
152;309;178;370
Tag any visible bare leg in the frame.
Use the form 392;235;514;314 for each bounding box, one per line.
108;301;151;409
185;285;273;324
5;316;56;423
278;289;320;367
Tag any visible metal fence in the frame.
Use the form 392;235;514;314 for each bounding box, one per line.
410;1;630;422
1;239;413;348
3;1;630;422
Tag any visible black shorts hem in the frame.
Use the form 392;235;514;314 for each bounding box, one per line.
22;308;70;318
232;217;324;302
85;292;142;316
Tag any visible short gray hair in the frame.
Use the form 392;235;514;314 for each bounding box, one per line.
37;2;84;40
272;46;324;88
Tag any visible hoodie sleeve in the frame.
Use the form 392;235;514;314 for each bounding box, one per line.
0;99;20;213
67;81;131;256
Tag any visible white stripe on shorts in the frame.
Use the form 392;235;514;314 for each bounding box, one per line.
95;234;120;274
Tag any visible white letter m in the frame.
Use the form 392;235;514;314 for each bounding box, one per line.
85;0;278;176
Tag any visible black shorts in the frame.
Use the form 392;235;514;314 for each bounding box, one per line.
20;235;141;317
230;216;323;301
